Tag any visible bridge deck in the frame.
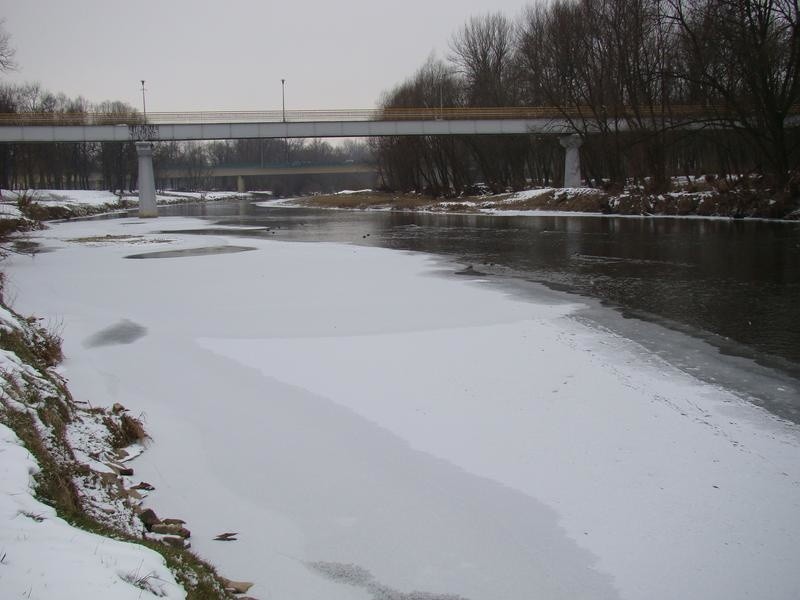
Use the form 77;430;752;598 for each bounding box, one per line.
0;106;797;143
0;105;783;125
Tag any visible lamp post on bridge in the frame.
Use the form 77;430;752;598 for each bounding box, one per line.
281;78;286;123
140;80;147;123
281;78;289;164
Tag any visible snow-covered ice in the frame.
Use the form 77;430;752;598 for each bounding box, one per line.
3;215;799;600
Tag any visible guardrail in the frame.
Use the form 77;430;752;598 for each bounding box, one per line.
1;105;795;127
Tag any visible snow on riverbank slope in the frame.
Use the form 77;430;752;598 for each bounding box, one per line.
0;424;185;599
4;216;800;600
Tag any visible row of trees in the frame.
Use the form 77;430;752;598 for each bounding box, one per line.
376;0;800;195
0;84;142;191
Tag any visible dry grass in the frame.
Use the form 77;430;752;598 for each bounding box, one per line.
34;325;64;367
103;413;148;448
0;321;64;370
497;190;557;210
0;398;83;515
485;189;609;212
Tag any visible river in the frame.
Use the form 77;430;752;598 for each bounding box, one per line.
151;199;800;421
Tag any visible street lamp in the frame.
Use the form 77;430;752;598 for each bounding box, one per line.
140;80;147;122
281;78;288;164
281;78;286;123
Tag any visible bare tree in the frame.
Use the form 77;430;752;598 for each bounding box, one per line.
0;19;16;73
377;57;473;195
450;13;517;106
668;0;800;186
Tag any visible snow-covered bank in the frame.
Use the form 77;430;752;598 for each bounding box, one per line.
0;424;185;599
4;216;800;600
0;303;188;599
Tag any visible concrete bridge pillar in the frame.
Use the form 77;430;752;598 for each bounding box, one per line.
560;134;583;188
136;142;158;218
237;175;247;193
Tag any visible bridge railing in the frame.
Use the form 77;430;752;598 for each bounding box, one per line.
0;105;798;126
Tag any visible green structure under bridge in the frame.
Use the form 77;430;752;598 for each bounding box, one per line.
86;161;378;193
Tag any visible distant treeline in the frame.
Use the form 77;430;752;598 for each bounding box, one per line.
375;0;799;196
0;84;138;191
0;83;372;195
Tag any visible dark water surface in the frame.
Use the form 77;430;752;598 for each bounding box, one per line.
154;199;800;420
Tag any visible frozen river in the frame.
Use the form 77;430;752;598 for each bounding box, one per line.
5;208;800;600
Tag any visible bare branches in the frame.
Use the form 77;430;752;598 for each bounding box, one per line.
668;0;800;182
0;20;16;73
374;0;800;193
449;13;517;106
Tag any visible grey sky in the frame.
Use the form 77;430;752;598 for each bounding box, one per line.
3;0;531;113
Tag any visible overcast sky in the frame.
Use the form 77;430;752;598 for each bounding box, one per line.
3;0;531;113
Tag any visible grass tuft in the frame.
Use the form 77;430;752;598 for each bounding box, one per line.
103;413;148;449
0;321;63;370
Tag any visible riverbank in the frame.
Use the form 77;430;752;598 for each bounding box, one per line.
0;294;237;600
294;185;800;219
3;214;799;599
0;217;243;599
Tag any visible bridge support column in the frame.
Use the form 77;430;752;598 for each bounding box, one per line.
560;134;583;188
136;142;158;218
237;175;246;193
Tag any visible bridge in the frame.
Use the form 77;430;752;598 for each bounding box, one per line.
0;107;627;142
1;106;797;217
0;106;760;142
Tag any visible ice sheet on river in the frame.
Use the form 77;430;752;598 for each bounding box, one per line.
4;216;799;600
